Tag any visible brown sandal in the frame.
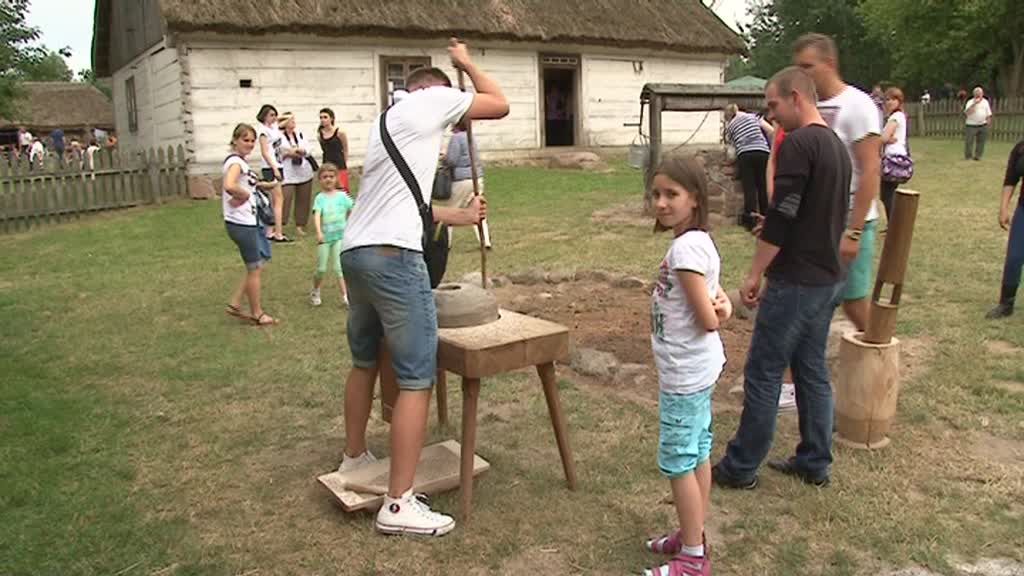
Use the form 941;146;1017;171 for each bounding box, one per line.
225;304;249;320
251;313;278;326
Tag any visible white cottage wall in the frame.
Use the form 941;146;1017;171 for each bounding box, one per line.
111;38;186;154
581;54;726;148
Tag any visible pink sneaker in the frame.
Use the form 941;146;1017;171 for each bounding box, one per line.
643;553;710;576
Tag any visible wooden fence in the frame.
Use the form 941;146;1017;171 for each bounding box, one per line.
0;145;188;234
906;96;1024;141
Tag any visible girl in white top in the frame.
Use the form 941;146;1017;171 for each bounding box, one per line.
881;87;909;221
642;155;731;576
255;104;289;242
223;123;279;326
278;112;316;236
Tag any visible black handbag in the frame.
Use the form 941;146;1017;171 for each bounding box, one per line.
432;165;453;200
378;109;449;288
226;154;275;226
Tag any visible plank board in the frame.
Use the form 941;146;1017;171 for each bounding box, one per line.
437;309;570;378
317;440;489;512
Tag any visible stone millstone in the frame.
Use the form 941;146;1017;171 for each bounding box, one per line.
434;283;500;328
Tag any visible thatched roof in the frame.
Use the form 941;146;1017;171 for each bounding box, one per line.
95;0;743;75
0;82;115;131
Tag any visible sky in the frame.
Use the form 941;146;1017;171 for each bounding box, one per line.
25;0;96;76
22;0;747;78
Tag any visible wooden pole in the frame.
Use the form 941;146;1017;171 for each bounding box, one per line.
863;189;920;344
457;68;488;289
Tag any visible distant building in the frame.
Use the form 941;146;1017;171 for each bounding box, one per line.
92;0;745;175
0;82;114;147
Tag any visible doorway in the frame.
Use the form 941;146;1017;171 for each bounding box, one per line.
541;55;579;147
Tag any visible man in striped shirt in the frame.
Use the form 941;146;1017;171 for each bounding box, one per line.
725;104;773;229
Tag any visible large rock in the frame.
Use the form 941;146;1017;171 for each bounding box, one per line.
433;283;499;328
576;269;612;283
548;151;609;172
570;348;619;379
190;176;217;200
617;363;650;386
508;268;547;286
614;276;647;290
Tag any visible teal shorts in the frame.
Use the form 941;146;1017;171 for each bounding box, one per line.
658;387;714;478
842;219;878;302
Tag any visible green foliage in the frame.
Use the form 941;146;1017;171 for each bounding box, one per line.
0;0;43;118
743;0;891;90
19;49;72;81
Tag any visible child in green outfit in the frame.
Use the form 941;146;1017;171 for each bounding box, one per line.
310;163;354;306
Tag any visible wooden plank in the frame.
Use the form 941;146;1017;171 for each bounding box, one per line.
176;144;187;197
148;149;160;204
437;310;570;379
317;440;490;513
158;147;168;203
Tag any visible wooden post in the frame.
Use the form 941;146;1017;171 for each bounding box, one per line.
646;93;663;202
863;190;920;344
460;376;481;520
456;69;488;289
148;149;161;206
176;144;187;197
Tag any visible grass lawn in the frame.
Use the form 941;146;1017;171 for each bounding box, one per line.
2;139;1023;576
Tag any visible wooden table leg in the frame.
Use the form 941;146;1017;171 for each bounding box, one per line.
378;343;398;424
460;377;481;520
537;362;577;490
436;367;449;428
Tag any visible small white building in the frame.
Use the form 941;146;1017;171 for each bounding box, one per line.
92;0;744;175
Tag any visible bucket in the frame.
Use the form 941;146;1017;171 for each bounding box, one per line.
628;134;649;170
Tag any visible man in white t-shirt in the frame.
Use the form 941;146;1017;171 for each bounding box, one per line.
964;86;993;161
793;33;882;333
338;39;508;537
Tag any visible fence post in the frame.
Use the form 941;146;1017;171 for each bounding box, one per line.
149;148;161;205
176;144;187;197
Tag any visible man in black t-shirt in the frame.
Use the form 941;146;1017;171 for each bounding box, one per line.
714;67;852;490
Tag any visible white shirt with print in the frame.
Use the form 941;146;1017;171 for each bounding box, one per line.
343;86;474;253
818;86;882;222
256;122;283;170
222;155;260;226
650;230;726;395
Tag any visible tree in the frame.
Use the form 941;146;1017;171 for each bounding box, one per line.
0;0;44;118
741;0;892;90
19;49;72;81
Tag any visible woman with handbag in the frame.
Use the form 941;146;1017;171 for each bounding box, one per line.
222;123;278;326
438;124;491;248
318;108;350;191
880;87;913;221
278;112;316;237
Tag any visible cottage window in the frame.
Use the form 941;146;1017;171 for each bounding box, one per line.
125;76;138;133
380;57;431;107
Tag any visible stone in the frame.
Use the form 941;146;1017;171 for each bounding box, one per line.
538;292;554;300
491;275;509;288
508;268;547;286
459;271;493;289
614;276;647;290
548;151;609;172
546;269;576;284
576;269;612;283
190;176;217;200
570;348;619;379
433;283;499;328
617;363;650;386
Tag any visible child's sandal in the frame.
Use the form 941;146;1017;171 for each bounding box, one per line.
251;313;278;326
644;554;707;576
645;532;682;555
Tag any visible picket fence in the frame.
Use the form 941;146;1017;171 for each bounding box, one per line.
0;145;188;234
906;96;1024;142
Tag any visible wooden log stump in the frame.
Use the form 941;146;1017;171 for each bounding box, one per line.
835;332;901;450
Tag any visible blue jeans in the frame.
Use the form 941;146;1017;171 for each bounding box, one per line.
718;278;842;482
1001;203;1024;289
341;246;437;390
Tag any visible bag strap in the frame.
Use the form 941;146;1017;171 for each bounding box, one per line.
379;108;429;214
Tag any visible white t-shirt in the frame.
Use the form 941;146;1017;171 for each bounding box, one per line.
256;122;283;170
222;155;260;226
343;86;474;253
819;86;882;222
281;130;315;184
883;110;908;157
650;230;726;395
29;141;44;161
965;98;992;126
19;131;32;147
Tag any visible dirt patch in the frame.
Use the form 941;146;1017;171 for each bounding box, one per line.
469;546;575;576
590;200;652;228
985;340;1022;356
973;432;1024;467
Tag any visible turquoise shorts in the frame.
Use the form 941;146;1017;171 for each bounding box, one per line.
658;387;714;478
842;219;878;302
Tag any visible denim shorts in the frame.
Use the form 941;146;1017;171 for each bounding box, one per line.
225;221;271;270
842;219;878;301
341;246;436;391
658;386;714;478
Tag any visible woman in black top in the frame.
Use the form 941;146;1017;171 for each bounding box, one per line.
986;139;1024;319
318;108;349;190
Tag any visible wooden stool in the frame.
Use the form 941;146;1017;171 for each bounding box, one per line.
379;310;577;520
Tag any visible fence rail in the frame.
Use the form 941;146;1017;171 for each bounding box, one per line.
906;97;1024;142
0;145;188;234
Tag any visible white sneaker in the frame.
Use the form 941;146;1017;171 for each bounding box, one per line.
778;382;797;412
337;450;377;473
309;288;322;307
375;489;455;537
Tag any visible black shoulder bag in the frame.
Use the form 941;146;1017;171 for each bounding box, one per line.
225;154;274;226
378;109;449;288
